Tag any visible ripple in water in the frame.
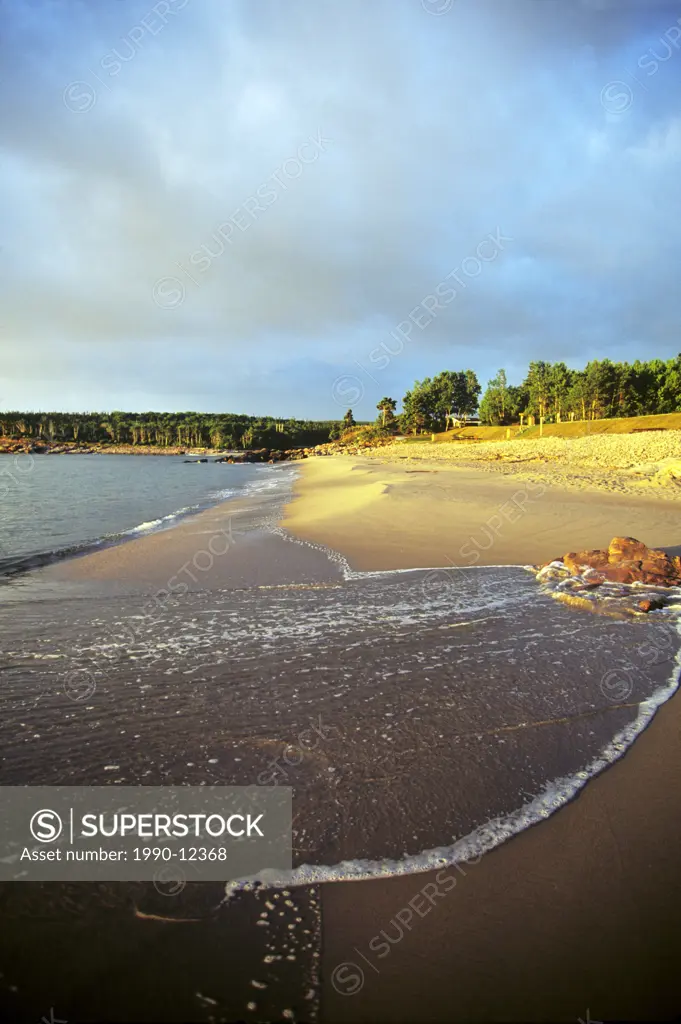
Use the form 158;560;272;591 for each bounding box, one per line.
2;542;679;892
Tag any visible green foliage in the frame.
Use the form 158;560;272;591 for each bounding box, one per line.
478;369;527;425
376;396;397;427
401;370;481;433
343;408;356;429
0;411;335;450
342;424;392;443
479;355;681;424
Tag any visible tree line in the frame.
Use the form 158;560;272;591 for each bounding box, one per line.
331;371;482;439
3;355;679;448
478;356;681;425
0;411;336;450
353;356;681;436
337;370;482;437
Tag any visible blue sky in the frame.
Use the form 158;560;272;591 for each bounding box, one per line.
1;0;680;418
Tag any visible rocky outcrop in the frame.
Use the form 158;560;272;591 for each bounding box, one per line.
1;435;396;461
530;537;681;617
0;439;192;456
215;448;311;464
551;537;681;588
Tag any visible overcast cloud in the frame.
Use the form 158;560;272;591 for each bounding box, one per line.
1;0;680;417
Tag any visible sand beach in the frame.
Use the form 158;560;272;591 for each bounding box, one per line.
283;447;681;572
283;441;681;1022
2;434;681;1021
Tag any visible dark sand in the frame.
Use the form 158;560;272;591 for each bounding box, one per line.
281;459;681;1022
2;466;681;1021
1;483;331;1023
322;684;681;1021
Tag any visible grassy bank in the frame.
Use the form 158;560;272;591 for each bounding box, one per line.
404;412;681;445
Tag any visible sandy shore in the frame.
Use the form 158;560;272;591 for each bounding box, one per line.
278;453;681;1020
44;483;337;591
283;456;681;570
11;449;681;1020
357;430;681;500
322;681;681;1021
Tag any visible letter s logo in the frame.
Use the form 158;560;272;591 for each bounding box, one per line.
30;809;63;843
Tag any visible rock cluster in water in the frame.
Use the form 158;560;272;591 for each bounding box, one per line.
530;536;681;617
2;435;395;460
183;436;397;463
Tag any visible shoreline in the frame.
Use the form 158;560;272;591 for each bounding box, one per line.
282;455;681;570
4;453;681;1019
0;441;317;461
0;461;295;583
276;456;681;1021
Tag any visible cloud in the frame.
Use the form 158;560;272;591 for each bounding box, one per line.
1;0;680;416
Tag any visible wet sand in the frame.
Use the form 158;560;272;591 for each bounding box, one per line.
322;683;681;1022
3;461;681;1020
41;468;332;591
279;457;681;1021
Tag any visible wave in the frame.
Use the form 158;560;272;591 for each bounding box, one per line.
213;532;681;897
225;620;681;900
0;465;291;580
6;461;680;896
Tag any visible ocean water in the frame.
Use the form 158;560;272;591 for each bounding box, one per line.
1;462;680;1020
1;472;679;880
0;453;281;575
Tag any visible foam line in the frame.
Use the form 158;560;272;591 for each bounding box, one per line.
224;628;681;901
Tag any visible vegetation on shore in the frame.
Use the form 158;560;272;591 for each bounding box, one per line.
2;356;679;451
403;411;681;444
478;356;681;426
0;411;337;450
341;356;681;441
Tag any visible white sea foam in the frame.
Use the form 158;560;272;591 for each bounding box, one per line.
18;458;678;895
121;466;289;539
224;627;681;900
127;507;195;534
218;503;681;899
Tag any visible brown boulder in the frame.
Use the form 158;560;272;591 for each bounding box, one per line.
563;549;609;575
636;596;667;613
540;536;681;597
640;557;672;575
598;537;680;586
608;536;648;562
598;564;637;584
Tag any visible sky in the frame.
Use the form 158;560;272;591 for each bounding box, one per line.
1;0;680;419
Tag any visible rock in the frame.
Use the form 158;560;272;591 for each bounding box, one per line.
536;564;571;583
536;535;681;615
542;537;681;589
563;549;609;575
599;565;637;584
608;536;649;562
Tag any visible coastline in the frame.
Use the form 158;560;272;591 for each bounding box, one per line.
0;458;297;583
282;455;681;570
4;454;681;1019
278;456;681;1021
322;673;681;1021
